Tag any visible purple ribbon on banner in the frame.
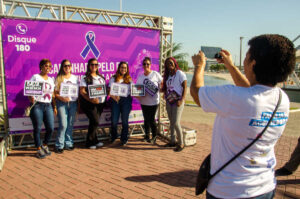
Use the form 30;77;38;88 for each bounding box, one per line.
80;31;100;59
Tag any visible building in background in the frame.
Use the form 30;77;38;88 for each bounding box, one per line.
201;46;221;71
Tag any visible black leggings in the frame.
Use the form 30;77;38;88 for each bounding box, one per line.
141;104;158;138
80;97;105;147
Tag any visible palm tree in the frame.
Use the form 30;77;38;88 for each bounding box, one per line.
167;42;189;71
167;42;188;61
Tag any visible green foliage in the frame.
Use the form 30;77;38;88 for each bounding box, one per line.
209;64;226;71
167;43;188;60
177;60;189;71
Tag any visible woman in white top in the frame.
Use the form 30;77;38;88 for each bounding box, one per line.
136;57;162;143
108;61;132;146
162;57;187;152
190;34;295;199
79;58;106;149
54;59;78;153
28;59;56;159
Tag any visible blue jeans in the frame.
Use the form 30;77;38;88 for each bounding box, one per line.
111;96;132;143
206;190;275;199
55;100;77;149
30;102;54;148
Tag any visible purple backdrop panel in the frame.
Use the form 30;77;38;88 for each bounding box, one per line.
1;18;160;133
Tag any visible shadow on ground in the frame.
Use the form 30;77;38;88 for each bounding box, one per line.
125;170;197;187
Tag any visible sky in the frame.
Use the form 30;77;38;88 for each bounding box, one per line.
22;0;300;66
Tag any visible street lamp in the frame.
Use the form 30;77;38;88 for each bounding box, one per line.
239;36;244;70
120;0;122;11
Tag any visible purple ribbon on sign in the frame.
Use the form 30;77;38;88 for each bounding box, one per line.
80;31;100;59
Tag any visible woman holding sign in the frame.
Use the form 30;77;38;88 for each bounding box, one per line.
108;61;133;146
136;57;162;144
28;59;56;159
79;58;106;149
162;57;187;152
54;59;78;153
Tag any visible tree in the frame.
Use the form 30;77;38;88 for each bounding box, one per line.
177;60;189;72
209;64;226;72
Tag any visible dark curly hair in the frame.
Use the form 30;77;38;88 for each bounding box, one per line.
162;57;181;95
248;34;295;86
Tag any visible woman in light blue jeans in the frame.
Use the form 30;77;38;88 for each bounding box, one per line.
54;59;78;153
28;59;56;159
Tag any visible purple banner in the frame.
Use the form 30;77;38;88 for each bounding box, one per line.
1;18;160;133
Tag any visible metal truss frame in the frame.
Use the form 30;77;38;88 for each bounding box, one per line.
0;0;173;153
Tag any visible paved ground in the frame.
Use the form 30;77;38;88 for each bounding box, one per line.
0;105;299;199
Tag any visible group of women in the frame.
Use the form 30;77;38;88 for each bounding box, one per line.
28;56;187;159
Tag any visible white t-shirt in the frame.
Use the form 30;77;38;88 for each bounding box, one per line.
108;76;131;97
80;75;106;103
55;74;79;101
30;74;55;103
136;71;162;106
166;70;187;97
198;84;289;198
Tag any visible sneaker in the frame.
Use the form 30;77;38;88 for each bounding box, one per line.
41;145;51;156
144;135;150;143
275;167;293;176
55;148;64;154
110;138;116;144
121;140;128;146
96;142;104;147
65;146;74;151
89;145;97;149
151;137;157;144
174;145;184;152
37;148;46;159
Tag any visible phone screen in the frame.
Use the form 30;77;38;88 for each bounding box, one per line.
201;47;222;59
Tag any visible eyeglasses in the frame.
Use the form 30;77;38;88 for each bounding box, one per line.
64;64;71;68
143;63;150;66
90;63;99;67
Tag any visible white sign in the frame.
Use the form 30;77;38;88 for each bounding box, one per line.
59;83;79;97
110;82;129;97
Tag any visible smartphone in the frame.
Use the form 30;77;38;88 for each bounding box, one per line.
201;47;222;59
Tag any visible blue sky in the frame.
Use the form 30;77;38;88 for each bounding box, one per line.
23;0;300;66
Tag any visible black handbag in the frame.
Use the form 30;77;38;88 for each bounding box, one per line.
195;90;282;195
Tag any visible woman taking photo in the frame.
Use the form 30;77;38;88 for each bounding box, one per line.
29;59;56;159
190;34;295;199
136;57;162;144
162;57;187;152
109;61;132;146
54;59;78;153
79;58;106;149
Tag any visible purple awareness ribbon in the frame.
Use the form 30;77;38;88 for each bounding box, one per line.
80;31;100;59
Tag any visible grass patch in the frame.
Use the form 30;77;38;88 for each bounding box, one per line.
185;100;196;105
290;107;299;110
